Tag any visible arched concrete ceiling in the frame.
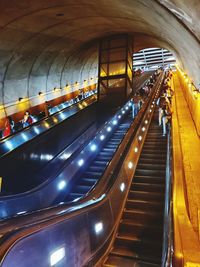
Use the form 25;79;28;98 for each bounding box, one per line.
0;0;199;105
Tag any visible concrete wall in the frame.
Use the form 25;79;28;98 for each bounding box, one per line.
177;68;200;136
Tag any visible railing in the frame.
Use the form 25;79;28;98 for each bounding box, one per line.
0;74;164;267
162;125;174;267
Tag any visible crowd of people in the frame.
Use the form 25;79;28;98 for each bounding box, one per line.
1;111;34;138
0;89;96;139
157;69;173;136
131;69;161;118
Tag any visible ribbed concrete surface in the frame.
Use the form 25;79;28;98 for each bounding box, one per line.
173;72;200;231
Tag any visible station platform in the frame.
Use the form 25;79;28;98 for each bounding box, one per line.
172;72;200;233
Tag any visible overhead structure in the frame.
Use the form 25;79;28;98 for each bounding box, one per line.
133;48;176;70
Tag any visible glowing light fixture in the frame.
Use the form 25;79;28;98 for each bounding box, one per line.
107;126;112;132
145;120;148;124
138;135;142;141
112;120;117;125
100;135;105;141
128;161;134;169
90;144;97;151
50;247;65;266
120;182;125;192
94;222;103;234
142;127;146;132
118;115;121;119
58;180;66;190
134;147;138;153
78;159;84;166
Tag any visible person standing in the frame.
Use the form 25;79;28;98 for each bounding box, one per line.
2;117;13;137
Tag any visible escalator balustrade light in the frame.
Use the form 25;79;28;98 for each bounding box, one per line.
122;110;125;114
152;101;155;104
17;211;27;215
33;126;40;134
128;161;134;169
145;120;148;124
149;109;152;113
142;127;146;132
21;133;28;141
59;113;66;120
151;105;154;108
60;153;71;160
58;180;67;190
50;247;66;266
125;106;129;110
100;135;105;141
138;135;142;141
107;126;112;132
118;115;121;119
78;159;84;166
128;102;132;106
134;147;138;153
53;117;58;123
94;222;103;234
44;122;50;128
90;144;97;151
112;120;117;125
120;183;125;192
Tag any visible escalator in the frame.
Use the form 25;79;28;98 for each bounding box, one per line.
66;113;133;202
0;74;168;267
103;108;167;267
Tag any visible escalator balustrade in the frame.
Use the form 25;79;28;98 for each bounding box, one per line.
65;113;133;202
104;107;167;267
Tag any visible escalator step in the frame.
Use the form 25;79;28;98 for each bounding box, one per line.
128;190;164;201
126;199;164;212
73;184;91;193
114;235;162;261
133;175;165;184
135;169;165;177
138;158;166;165
80;178;98;186
122;209;163;225
87;165;105;172
84;171;102;177
119;220;162;238
131;183;165;193
136;163;166;171
104;253;160;267
93;160;108;166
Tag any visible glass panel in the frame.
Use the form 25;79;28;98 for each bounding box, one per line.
109;48;126;62
108;62;126;76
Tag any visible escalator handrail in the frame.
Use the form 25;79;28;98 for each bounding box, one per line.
162;124;174;267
